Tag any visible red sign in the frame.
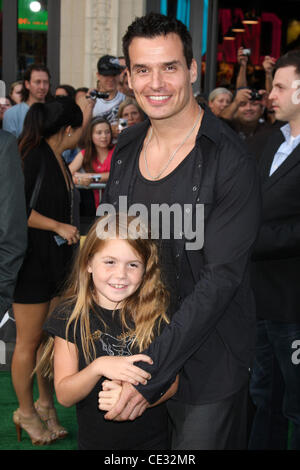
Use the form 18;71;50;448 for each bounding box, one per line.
219;8;282;64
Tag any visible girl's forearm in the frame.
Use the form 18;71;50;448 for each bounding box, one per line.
55;353;152;407
55;359;102;407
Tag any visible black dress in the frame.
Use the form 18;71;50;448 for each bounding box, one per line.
14;140;79;303
44;304;170;450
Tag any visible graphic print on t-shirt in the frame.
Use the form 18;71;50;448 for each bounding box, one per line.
100;333;134;356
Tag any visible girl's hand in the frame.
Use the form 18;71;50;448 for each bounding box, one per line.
98;380;122;411
94;354;153;385
73;172;92;186
55;222;80;245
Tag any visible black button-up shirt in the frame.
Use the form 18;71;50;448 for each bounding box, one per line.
102;106;261;405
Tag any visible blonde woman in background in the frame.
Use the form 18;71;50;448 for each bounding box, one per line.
208;87;233;117
117;97;146;128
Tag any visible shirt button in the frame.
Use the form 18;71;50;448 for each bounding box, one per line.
176;274;180;280
117;160;122;165
115;180;119;185
192;185;198;191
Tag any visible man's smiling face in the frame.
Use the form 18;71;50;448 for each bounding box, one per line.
127;33;197;122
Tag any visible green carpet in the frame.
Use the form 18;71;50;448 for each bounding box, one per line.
0;371;78;450
0;371;294;450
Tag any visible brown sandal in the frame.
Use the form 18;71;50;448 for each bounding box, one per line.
34;400;68;440
13;408;56;445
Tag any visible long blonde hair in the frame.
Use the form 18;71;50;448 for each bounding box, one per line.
38;214;169;377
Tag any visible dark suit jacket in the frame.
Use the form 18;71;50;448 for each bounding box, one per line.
103;107;261;405
251;126;300;323
0;131;27;315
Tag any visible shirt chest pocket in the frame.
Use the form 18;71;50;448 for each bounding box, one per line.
194;184;215;222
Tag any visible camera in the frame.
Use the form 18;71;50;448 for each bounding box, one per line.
90;174;102;183
250;89;262;101
118;118;128;131
87;90;109;100
242;48;251;56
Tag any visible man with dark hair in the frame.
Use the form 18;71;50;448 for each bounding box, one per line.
3;64;51;137
102;12;261;449
249;50;300;450
122;13;193;70
220;87;273;156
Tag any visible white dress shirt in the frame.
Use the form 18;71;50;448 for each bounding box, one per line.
269;123;300;176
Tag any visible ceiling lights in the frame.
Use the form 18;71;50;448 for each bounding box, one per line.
242;10;259;25
232;20;246;33
224;28;236;40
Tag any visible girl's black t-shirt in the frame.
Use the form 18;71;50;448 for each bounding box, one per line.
44;304;169;450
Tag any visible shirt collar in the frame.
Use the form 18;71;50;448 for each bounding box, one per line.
116;104;220;151
196;104;221;144
280;123;300;146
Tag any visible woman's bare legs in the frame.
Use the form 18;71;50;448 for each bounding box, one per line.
11;301;56;444
11;302;50;416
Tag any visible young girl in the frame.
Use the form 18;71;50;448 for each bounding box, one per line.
69;117;115;209
41;214;178;450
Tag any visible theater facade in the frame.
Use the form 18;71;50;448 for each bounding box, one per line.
0;1;299;116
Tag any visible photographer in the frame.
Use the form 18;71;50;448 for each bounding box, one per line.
220;87;270;132
220;87;261;120
84;55;126;126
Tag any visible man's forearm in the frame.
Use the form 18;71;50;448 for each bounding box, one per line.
236;65;247;89
220;101;239;120
265;73;273;94
134;256;250;403
149;375;179;408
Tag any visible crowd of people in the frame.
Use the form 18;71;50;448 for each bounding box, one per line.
1;11;300;451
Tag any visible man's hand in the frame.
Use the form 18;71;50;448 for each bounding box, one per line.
104;382;149;421
234;88;252;106
257;89;268;107
237;47;248;67
262;56;276;75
